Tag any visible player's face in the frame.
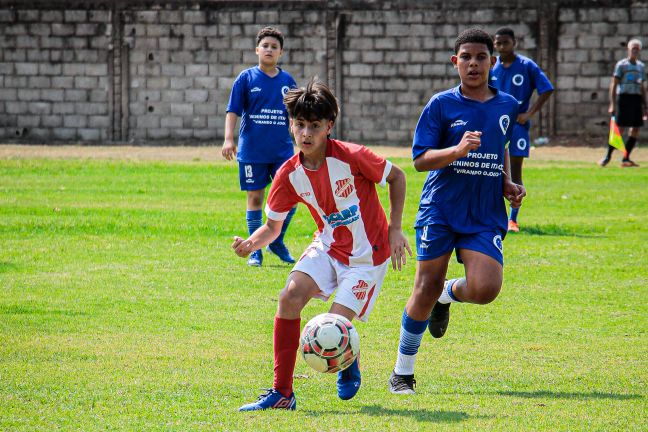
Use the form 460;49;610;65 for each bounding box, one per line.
256;37;283;66
291;117;334;162
628;42;641;60
451;43;496;89
493;35;515;57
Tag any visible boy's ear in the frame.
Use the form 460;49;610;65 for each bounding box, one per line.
326;120;334;134
451;55;458;67
490;56;497;67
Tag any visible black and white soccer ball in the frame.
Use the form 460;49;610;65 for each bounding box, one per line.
299;313;360;373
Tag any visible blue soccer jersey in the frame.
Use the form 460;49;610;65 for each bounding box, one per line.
227;66;297;163
412;86;519;234
490;54;554;125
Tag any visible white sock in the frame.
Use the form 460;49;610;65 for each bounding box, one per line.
437;278;461;304
394;352;416;376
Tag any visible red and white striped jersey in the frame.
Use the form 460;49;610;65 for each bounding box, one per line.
266;139;393;267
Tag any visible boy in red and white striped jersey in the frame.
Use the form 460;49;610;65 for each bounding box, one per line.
233;81;410;411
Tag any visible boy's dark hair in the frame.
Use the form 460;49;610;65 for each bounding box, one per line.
454;28;494;54
284;80;339;122
256;26;284;49
494;27;516;40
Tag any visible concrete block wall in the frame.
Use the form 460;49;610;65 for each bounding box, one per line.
0;8;111;142
0;0;644;145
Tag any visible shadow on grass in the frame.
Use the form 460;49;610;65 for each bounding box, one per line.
514;224;601;237
496;390;642;400
0;304;87;316
0;261;18;273
305;405;479;423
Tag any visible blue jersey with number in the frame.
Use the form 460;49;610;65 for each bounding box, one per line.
227;66;296;163
412;86;519;234
490;54;553;128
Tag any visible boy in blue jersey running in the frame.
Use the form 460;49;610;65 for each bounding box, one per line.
222;27;297;267
491;27;554;232
388;28;526;394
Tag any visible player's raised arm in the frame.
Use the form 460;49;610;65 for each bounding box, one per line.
385;164;412;271
232;219;282;258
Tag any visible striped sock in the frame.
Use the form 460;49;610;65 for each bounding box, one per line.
437;278;462;304
394;309;428;375
246;210;262;250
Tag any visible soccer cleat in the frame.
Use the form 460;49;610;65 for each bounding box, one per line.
238;388;296;411
388;371;416;394
246;250;263;267
428;301;451;338
621;160;639;167
598;157;610;167
337;357;361;400
267;242;296;264
508;219;520;232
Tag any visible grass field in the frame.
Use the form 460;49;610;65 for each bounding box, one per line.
0;147;646;431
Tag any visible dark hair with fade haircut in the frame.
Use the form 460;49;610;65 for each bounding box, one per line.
494;27;516;40
283;80;339;122
256;26;284;49
454;28;494;54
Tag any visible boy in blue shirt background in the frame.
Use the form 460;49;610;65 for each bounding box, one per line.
491;27;554;232
388;28;526;394
222;27;297;267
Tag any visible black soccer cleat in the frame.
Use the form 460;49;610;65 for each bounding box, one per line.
388;371;416;394
428;301;450;338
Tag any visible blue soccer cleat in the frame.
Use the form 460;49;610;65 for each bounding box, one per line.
246;250;263;267
337;357;361;400
238;388;296;411
267;242;296;264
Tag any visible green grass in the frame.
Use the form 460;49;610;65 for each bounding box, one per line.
0;155;646;431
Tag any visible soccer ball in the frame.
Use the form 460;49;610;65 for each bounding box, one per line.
299;313;360;373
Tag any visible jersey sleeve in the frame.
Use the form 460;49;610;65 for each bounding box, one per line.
530;61;554;95
412;97;443;160
613;61;623;79
353;145;392;187
265;169;299;221
226;72;247;116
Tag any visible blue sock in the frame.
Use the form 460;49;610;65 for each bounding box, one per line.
509;206;519;222
246;210;263;249
271;207;296;246
394;309;428;375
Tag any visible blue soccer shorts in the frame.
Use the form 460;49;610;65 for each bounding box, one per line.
415;224;504;266
238;161;285;191
509;123;531;158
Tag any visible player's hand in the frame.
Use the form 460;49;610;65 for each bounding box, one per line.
232;236;254;257
455;131;481;158
222;140;237;161
388;227;413;271
608;104;615;115
517;112;531;125
503;181;526;209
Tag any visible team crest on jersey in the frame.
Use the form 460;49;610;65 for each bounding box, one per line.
499;115;510;135
352;280;369;300
335;178;354;198
281;86;290;95
512;74;524;86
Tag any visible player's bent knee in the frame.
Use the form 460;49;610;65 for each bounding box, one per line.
470;283;501;305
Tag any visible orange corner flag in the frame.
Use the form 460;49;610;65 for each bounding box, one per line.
609;116;625;151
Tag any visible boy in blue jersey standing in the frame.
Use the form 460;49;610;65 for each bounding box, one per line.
388;28;526;394
491;27;554;232
222;27;297;267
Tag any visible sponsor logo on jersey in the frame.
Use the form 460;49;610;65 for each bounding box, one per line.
300;191;311;198
352;280;369;300
250;87;262;93
491;76;498;81
499;115;510;135
493;234;503;252
324;204;359;228
450;119;468;128
334;178;354;198
512;74;524;86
